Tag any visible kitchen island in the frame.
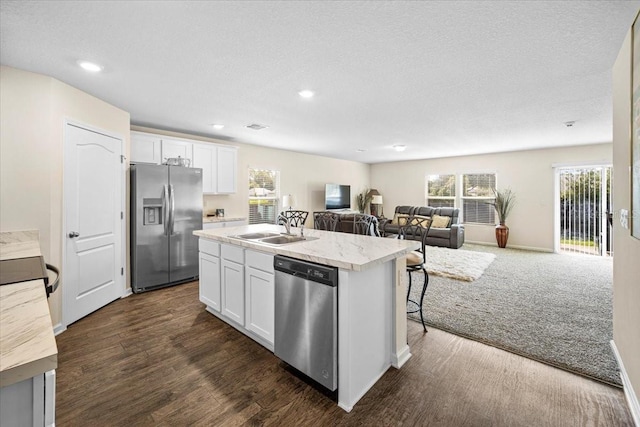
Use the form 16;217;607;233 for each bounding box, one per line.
0;230;57;426
194;223;418;412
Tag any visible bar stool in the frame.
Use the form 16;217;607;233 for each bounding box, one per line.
398;216;432;332
313;211;339;231
277;210;309;227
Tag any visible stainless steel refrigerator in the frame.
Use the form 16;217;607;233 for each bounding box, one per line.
131;164;203;293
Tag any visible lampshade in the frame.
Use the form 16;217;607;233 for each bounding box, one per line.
282;194;294;209
371;195;383;204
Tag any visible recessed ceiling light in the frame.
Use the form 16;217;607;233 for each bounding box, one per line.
77;60;103;72
212;124;224;130
564;121;576;127
393;144;406;152
298;90;314;98
356;149;366;153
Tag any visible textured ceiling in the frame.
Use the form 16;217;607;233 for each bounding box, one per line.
1;1;639;164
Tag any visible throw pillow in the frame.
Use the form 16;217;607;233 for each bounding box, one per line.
409;215;432;228
396;214;410;226
431;214;451;228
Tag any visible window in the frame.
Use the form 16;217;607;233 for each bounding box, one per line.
426;174;456;207
425;173;498;224
462;173;496;224
249;169;280;225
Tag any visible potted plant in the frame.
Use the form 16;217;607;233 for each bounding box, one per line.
488;188;516;248
356;188;373;213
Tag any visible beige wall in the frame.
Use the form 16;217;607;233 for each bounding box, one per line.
613;29;640;410
0;66;130;327
131;126;371;223
370;144;612;251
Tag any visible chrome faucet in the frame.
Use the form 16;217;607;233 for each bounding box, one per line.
283;217;292;235
300;224;304;238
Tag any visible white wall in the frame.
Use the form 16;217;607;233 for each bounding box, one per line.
131;126;371;225
612;28;640;414
371;144;612;251
0;66;130;326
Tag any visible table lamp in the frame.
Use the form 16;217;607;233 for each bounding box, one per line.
371;195;383;217
283;194;294;211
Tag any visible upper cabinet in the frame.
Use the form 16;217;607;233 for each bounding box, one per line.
130;131;237;194
130;131;162;164
161;138;193;165
192;142;237;194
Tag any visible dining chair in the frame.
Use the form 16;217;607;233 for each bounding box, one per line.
398;215;432;332
313;211;339;231
353;213;381;236
277;210;309;227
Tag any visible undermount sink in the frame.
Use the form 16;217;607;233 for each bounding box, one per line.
260;235;307;245
234;232;281;240
231;232;318;246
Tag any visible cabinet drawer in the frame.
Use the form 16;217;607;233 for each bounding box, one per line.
246;250;274;274
221;243;244;264
199;239;220;256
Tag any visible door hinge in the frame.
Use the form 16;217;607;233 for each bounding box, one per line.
120;155;125;164
121;211;124;220
121;267;124;275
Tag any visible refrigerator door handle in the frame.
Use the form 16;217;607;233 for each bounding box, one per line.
162;184;169;236
169;184;175;235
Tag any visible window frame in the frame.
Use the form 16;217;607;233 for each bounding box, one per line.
248;168;281;225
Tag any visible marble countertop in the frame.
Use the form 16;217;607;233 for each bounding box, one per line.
194;224;418;271
203;216;247;224
0;231;58;387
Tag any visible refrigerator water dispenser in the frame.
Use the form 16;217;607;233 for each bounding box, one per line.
143;198;163;225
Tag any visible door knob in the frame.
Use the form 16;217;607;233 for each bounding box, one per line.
68;231;79;238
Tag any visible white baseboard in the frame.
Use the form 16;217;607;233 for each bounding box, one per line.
611;340;640;427
121;287;133;298
53;322;66;336
465;240;552;252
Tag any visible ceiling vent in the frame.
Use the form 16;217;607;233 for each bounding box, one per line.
246;123;269;130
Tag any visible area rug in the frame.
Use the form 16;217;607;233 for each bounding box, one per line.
408;244;620;386
422;245;495;282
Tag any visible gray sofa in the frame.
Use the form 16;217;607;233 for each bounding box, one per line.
380;205;465;249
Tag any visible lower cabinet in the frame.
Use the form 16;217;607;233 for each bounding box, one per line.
221;258;244;325
0;370;55;427
199;252;221;312
245;266;275;344
198;240;275;349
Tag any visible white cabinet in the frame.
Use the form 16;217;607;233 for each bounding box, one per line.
221;244;245;326
199;240;221;312
216;146;237;194
130;131;162;164
192;144;217;193
245;250;275;344
199;252;221;312
203;222;225;230
162;138;193;165
0;370;55;427
192;143;238;194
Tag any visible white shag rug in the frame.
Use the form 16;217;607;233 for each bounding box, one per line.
422;245;496;282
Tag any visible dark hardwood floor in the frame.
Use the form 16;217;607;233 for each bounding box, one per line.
55;281;634;426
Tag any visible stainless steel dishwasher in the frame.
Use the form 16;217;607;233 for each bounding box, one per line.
274;255;338;391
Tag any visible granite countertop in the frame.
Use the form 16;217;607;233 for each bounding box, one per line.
194;224;418;271
0;230;58;387
203;216;247;224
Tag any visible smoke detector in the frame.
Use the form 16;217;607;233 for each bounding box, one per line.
246;123;269;130
564;121;576;127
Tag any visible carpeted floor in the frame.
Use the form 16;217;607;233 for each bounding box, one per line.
408;243;619;386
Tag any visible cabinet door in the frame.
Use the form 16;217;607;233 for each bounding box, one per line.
199;252;221;312
221;259;244;325
203;222;224;230
192;143;217;193
130;132;162;164
216;146;237;194
245;266;275;344
162;138;193;164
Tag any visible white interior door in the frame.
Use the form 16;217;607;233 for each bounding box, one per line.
64;122;123;326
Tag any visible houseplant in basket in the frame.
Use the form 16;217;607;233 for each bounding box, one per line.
356;188;373;213
489;188;516;248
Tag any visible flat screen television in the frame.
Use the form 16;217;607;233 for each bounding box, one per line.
325;184;351;210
